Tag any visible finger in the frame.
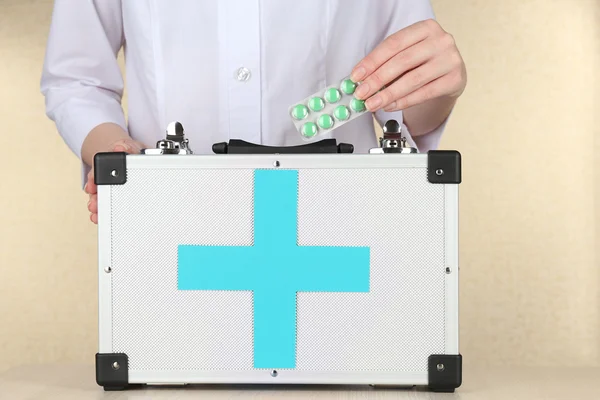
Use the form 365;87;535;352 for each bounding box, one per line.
85;171;97;195
354;40;436;100
90;213;98;224
351;20;432;83
127;140;144;154
366;55;454;112
88;194;98;214
113;139;143;154
381;73;456;112
113;144;129;153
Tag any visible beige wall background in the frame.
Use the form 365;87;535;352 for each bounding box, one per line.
0;0;598;372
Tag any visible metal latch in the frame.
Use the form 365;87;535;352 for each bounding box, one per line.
142;121;193;155
369;120;418;154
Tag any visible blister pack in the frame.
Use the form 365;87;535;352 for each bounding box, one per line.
289;76;368;139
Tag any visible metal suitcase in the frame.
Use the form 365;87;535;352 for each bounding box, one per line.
94;121;462;392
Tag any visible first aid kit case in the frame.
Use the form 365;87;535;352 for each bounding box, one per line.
94;120;462;392
288;76;367;139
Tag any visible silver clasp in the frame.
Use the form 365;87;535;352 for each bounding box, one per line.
142;121;194;155
369;120;417;154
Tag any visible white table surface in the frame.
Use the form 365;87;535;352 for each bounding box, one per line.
0;365;598;399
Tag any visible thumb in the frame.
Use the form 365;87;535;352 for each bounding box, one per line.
127;140;144;154
112;139;144;154
113;144;130;153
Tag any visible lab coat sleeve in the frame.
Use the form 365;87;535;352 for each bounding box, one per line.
40;0;127;165
372;0;450;153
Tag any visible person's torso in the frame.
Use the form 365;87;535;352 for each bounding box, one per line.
121;0;407;154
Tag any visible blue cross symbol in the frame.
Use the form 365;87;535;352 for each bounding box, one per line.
178;169;370;369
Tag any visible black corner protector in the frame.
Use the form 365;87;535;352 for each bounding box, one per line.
103;386;128;391
428;354;462;392
94;152;127;185
427;150;461;184
96;353;129;390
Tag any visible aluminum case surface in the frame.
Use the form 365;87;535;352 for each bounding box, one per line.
95;147;461;392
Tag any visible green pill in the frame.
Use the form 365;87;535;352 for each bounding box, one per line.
291;104;309;120
350;98;366;112
318;114;334;130
340;79;356;95
301;122;318;138
308;97;326;112
334;105;350;121
324;88;342;103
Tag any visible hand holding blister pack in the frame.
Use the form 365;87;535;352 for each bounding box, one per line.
289;76;368;139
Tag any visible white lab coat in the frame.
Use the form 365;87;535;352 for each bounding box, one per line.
41;0;448;181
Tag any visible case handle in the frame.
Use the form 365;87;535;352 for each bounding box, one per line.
212;139;354;154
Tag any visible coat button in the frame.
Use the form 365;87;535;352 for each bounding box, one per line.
236;67;251;82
